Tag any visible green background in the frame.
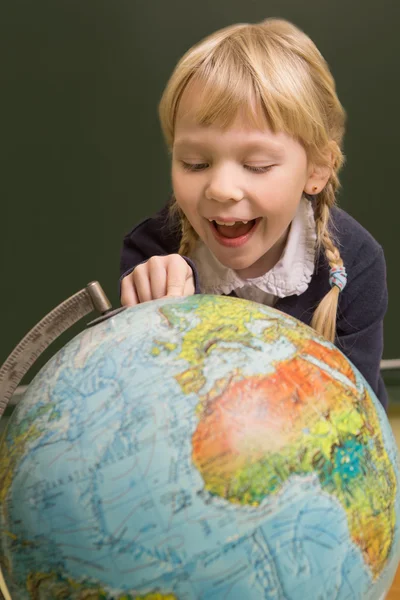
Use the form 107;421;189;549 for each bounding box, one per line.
1;0;399;381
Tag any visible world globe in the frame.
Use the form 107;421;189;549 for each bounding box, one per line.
0;294;399;600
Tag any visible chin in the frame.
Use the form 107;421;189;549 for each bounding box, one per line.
215;254;255;272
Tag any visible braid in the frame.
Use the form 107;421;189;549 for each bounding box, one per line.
169;199;199;257
311;174;344;343
179;215;199;256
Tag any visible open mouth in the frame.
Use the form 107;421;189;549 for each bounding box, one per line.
208;218;260;247
212;219;257;238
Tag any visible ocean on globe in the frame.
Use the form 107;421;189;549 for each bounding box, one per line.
0;294;399;600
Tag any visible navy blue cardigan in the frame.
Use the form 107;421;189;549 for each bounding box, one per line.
120;203;388;409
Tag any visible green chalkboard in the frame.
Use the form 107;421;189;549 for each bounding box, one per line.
1;0;399;380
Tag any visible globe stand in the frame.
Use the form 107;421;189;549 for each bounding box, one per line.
0;569;10;600
0;282;123;419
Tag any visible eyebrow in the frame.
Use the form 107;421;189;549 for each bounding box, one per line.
174;138;285;157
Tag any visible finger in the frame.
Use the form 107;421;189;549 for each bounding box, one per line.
120;276;139;307
132;267;153;303
148;258;168;299
166;255;192;297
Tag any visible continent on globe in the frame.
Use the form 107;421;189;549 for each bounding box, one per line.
27;570;176;600
159;298;397;578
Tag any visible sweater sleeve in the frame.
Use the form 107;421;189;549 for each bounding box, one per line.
336;246;388;410
119;205;202;295
120;205;180;277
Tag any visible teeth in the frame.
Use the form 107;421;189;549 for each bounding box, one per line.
209;219;249;226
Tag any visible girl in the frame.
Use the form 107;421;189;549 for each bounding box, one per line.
119;18;388;409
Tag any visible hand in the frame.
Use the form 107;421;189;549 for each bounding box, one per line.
120;254;195;306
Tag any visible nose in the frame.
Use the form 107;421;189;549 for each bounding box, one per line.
205;165;244;203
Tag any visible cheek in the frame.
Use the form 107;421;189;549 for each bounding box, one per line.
172;172;199;212
256;190;296;217
257;172;304;213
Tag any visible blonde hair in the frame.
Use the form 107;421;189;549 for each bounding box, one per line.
159;18;346;343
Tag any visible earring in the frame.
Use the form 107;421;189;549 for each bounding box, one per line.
312;186;318;193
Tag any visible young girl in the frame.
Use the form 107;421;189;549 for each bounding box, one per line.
119;18;388;409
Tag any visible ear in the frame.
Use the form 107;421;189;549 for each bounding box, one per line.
304;161;332;195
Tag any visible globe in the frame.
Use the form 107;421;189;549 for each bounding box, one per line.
1;294;399;600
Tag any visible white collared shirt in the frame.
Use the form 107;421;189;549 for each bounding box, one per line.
191;196;317;306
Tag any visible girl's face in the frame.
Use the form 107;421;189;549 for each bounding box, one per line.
172;87;327;278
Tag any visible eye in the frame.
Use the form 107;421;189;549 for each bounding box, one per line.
245;165;274;174
181;162;209;172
